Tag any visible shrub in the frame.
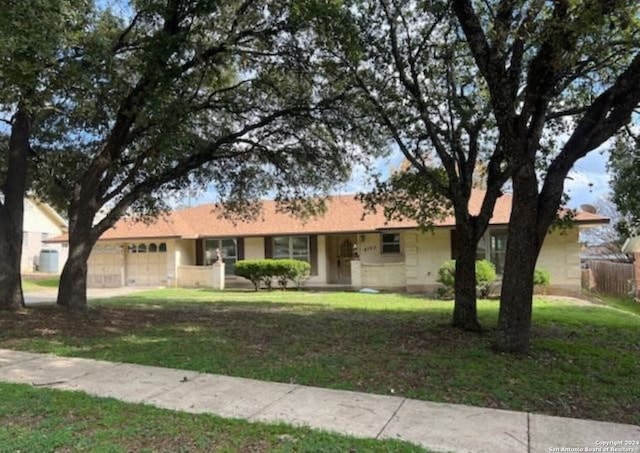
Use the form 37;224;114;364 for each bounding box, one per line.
275;259;311;289
475;259;497;298
234;260;266;290
234;259;311;291
436;259;497;298
533;268;551;292
436;260;456;298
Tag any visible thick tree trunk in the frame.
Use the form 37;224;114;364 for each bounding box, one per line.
0;108;31;310
0;215;24;310
496;171;542;353
452;226;481;332
57;225;96;311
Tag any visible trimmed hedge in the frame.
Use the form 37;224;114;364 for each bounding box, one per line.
534;268;551;288
234;259;311;290
436;259;497;298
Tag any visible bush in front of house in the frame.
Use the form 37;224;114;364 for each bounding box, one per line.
234;260;265;290
475;259;497;298
234;259;311;290
273;259;311;289
436;259;497;298
436;260;457;298
533;268;551;293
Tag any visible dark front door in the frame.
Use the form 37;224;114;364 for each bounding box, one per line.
328;235;356;284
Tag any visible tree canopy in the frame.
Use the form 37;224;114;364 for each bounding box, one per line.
20;0;379;309
610;133;640;238
304;0;640;351
0;0;92;309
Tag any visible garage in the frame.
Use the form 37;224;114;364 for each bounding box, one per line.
125;242;168;286
87;244;125;288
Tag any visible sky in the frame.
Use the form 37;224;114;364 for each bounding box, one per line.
564;149;611;208
190;146;611;211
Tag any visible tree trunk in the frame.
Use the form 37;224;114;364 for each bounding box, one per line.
496;171;542;353
0;108;31;310
0;215;24;310
57;225;96;310
452;226;481;332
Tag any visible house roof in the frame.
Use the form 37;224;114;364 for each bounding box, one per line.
28;197;68;232
46;191;608;243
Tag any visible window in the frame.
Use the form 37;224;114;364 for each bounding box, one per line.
128;244;137;254
137;243;147;253
204;238;237;274
476;238;487;261
489;231;508;274
273;236;310;262
381;233;401;254
158;243;167;253
148;243;158;253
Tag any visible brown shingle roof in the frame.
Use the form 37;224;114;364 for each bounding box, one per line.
47;191;608;242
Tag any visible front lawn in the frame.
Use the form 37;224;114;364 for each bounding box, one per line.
1;289;638;425
22;276;60;293
587;292;640;316
0;382;424;452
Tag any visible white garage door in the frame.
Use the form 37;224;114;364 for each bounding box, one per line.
126;242;167;286
88;245;124;287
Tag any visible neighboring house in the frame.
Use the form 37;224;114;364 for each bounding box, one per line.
47;191;607;293
580;242;631;263
22;197;68;274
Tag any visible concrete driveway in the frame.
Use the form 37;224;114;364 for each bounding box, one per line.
24;287;155;305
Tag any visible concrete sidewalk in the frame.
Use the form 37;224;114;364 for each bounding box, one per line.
0;349;637;453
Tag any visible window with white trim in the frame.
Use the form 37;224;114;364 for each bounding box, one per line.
381;233;401;254
273;236;309;262
489;230;508;274
204;238;237;274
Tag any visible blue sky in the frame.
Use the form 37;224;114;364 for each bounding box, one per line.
190;147;611;209
564;150;610;208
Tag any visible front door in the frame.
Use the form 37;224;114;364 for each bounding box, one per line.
328;235;356;284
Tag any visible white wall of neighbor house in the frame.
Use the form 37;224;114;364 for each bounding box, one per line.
536;227;581;290
21;198;68;273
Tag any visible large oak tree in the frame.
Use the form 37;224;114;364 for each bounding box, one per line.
31;0;374;310
452;0;640;352
0;0;90;309
307;0;510;331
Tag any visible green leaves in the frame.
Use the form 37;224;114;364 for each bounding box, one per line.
609;132;640;237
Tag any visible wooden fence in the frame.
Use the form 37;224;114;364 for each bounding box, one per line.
583;260;635;296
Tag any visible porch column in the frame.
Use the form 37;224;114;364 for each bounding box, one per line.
351;259;362;289
212;262;225;290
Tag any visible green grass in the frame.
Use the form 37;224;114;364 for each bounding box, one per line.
0;382;425;452
22;276;60;292
2;289;639;425
587;292;640;316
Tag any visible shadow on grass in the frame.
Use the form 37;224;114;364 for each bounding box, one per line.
1;298;639;425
